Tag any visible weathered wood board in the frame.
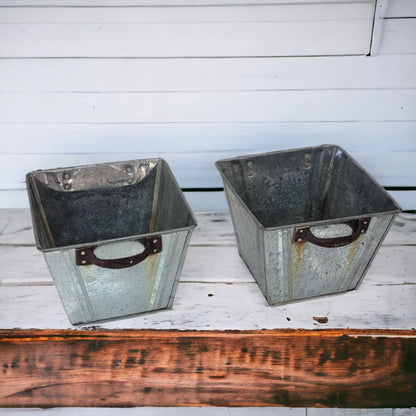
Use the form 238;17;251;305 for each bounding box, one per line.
1;329;415;408
0;209;415;407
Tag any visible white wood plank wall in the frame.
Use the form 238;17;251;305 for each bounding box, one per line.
0;0;415;211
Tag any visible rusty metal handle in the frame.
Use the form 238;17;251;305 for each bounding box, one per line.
75;235;162;269
293;218;371;248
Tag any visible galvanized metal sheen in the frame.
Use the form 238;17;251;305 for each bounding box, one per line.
216;145;401;305
27;158;196;324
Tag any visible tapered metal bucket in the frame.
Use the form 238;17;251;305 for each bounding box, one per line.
27;158;196;324
216;145;401;305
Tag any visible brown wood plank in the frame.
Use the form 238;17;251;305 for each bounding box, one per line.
0;328;415;408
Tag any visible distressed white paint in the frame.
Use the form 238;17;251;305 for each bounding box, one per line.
2;408;414;416
0;210;415;331
309;410;416;416
0;1;415;413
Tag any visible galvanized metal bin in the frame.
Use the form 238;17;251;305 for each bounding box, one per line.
216;145;401;305
27;158;196;324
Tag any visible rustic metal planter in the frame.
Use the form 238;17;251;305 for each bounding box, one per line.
216;145;401;305
27;158;196;324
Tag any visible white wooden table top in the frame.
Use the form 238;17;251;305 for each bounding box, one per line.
0;209;415;331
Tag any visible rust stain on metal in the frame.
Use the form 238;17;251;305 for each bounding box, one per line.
346;233;364;269
291;238;307;278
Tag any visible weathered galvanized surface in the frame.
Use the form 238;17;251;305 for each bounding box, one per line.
26;159;196;324
217;145;401;305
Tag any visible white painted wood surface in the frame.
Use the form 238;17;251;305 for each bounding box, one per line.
0;209;415;331
2;55;415;92
2;90;416;123
0;0;377;5
1;147;416;186
0;209;415;414
0;0;415;209
386;0;416;17
0;3;375;24
1;1;415;413
0;3;374;58
378;18;416;54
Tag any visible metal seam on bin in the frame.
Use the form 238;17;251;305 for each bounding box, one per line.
27;158;196;324
216;144;401;305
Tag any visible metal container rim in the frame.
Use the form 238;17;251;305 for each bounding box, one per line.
26;157;163;177
27;157;198;251
215;143;338;165
215;144;402;230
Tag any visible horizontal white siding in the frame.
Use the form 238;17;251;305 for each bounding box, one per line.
2;122;415;154
2;148;415;187
2;90;415;123
386;0;416;17
0;3;374;57
0;0;377;6
379;19;416;54
0;4;374;23
0;0;415;211
1;55;415;92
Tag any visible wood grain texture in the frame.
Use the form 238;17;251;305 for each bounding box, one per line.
0;210;415;331
0;328;415;408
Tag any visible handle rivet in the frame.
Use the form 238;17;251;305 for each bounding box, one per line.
64;173;71;179
246;160;253;167
129;259;134;264
127;178;133;184
153;249;157;253
80;251;85;256
363;221;367;225
153;238;158;244
361;230;365;233
297;238;303;242
299;229;304;233
126;166;132;173
64;184;71;190
81;259;87;265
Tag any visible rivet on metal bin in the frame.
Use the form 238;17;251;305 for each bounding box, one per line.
216;145;401;305
26;158;196;324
